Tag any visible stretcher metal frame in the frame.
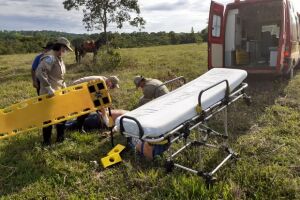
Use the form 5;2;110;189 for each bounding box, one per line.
119;79;250;185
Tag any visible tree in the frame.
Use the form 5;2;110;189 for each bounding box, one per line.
200;26;208;42
168;31;178;45
63;0;146;44
189;27;196;43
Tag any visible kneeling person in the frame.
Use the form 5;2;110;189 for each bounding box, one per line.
71;75;120;132
134;76;169;106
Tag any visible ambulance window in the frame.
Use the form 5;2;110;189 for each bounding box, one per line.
212;15;221;37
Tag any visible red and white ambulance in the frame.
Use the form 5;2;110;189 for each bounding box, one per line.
208;0;300;77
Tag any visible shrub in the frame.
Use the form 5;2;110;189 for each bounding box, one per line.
94;49;122;72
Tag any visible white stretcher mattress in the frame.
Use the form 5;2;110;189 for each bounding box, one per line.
116;68;247;139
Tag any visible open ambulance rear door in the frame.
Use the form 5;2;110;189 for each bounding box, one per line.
208;1;225;69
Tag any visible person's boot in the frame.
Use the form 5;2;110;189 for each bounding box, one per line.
77;114;88;134
56;123;65;143
80;127;87;134
42;126;52;146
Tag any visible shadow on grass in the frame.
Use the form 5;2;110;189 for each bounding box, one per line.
0;134;60;196
0;130;126;197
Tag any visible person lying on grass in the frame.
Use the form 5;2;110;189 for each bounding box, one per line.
128;137;170;161
71;75;120;133
66;109;170;160
65;108;127;134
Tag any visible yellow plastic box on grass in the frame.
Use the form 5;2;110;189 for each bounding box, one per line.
101;153;123;168
101;144;126;168
107;144;126;155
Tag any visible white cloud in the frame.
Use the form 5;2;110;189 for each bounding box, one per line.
0;0;300;34
0;0;84;32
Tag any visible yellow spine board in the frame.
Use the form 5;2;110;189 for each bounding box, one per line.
101;153;122;168
107;144;126;156
0;80;111;140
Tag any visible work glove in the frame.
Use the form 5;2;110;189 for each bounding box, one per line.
45;86;55;97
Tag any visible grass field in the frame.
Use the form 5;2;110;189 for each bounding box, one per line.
0;44;299;199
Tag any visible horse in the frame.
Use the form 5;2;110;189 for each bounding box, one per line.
72;37;106;63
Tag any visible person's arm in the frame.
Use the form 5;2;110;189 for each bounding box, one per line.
138;96;151;107
35;56;55;96
142;84;155;99
72;76;105;85
155;85;169;98
100;107;109;127
31;55;40;88
31;69;38;88
110;109;128;122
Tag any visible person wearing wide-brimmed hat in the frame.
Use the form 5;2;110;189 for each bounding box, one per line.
35;37;73;146
133;75;169;106
31;41;54;95
71;75;120;133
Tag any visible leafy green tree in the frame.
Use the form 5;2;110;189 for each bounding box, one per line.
0;30;201;55
189;27;196;43
195;32;203;43
169;31;178;44
200;26;208;42
63;0;146;43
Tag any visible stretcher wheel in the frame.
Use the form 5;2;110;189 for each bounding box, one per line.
231;152;240;165
284;67;294;79
165;160;174;173
205;176;217;189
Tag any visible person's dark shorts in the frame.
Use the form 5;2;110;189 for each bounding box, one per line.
152;143;170;158
65;112;106;131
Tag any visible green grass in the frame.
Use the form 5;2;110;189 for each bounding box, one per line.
0;43;299;199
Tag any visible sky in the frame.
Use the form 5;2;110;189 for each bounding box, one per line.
0;0;300;34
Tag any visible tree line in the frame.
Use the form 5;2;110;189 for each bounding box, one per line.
0;28;208;55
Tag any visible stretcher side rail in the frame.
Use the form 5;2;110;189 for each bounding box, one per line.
197;82;249;122
155;76;186;93
119;115;144;139
198;79;230;110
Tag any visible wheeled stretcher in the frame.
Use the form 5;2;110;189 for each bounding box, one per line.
116;68;251;183
0;79;112;140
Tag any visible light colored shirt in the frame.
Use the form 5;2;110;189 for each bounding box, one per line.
72;76;107;85
35;50;66;95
